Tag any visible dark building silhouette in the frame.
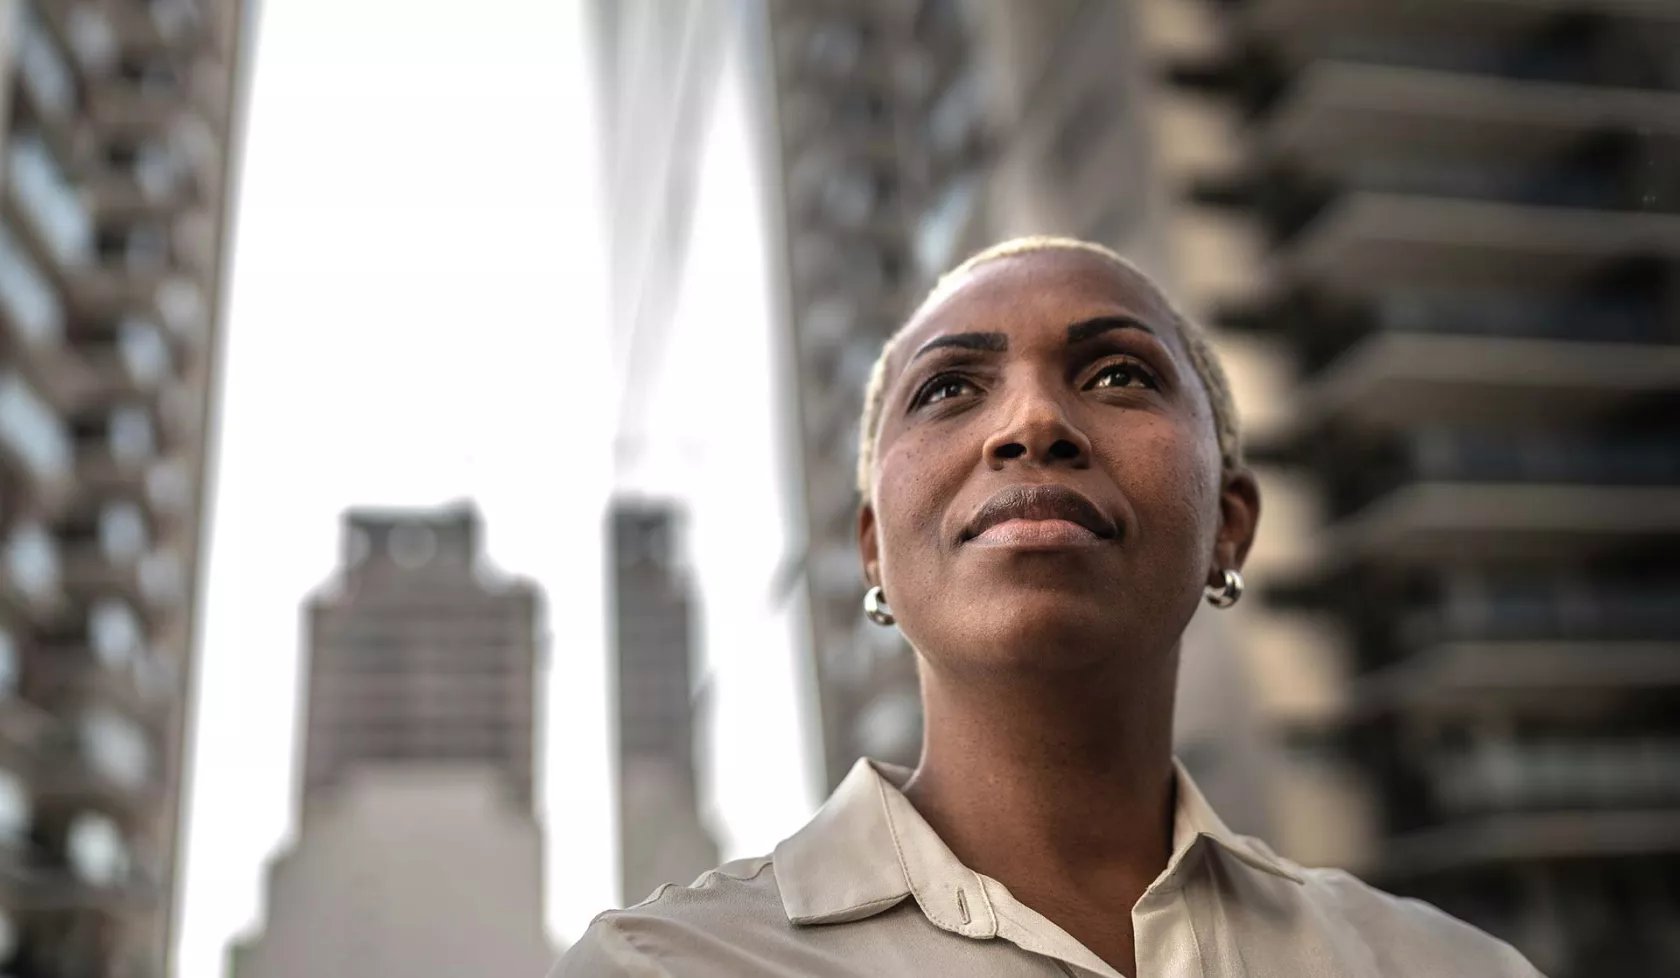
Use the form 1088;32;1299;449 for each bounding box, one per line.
610;501;717;906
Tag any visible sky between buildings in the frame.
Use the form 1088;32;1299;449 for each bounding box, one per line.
174;2;817;975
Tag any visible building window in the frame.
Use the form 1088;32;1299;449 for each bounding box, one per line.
0;768;30;841
0;368;72;481
108;405;157;465
4;521;60;603
156;276;206;339
16;3;76;118
67;811;130;885
90;598;145;668
99;501;150;562
0;221;66;344
139;550;183;607
80;708;151;788
8;133;92;266
0;626;16;693
119;316;172;386
388;524;437;569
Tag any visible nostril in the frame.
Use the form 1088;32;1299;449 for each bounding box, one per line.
1049;439;1081;460
996;443;1027;460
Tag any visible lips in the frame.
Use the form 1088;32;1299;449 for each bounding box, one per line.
961;484;1119;544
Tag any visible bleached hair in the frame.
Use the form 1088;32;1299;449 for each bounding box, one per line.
855;235;1242;501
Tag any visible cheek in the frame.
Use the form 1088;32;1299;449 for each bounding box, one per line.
873;430;964;576
1104;416;1220;547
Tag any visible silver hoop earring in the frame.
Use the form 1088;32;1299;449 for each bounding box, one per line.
1205;568;1244;609
863;586;896;626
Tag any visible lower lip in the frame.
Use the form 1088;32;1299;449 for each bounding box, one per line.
969;519;1104;549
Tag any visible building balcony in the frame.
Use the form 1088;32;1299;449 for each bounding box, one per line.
1288;332;1680;432
28;722;163;819
0;845;161;918
1241;0;1680;58
1275;192;1680;293
24;648;177;726
61;261;172;326
1323;482;1680;567
1354;640;1680;718
83;80;205;142
1375;808;1680;881
1261;60;1680;168
85;160;196;223
59;545;149;612
91;0;207;56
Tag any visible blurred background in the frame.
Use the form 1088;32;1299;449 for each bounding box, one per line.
0;0;1674;976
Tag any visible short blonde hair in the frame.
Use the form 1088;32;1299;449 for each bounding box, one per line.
855;235;1242;501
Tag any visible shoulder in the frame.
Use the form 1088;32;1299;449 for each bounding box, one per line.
1285;857;1542;977
549;856;784;978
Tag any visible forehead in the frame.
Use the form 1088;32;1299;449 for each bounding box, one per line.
891;249;1185;369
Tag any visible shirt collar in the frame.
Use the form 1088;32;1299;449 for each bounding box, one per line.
773;756;1303;930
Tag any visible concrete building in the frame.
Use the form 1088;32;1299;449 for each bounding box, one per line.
230;504;554;978
0;1;250;975
609;501;717;907
757;1;1680;974
1151;3;1680;975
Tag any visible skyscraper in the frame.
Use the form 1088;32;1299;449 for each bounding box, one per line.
609;501;717;906
0;1;250;975
230;504;554;978
1155;2;1680;974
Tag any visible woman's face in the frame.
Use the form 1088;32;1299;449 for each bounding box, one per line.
860;249;1258;673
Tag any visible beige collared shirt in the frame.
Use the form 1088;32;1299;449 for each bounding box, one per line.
554;759;1542;977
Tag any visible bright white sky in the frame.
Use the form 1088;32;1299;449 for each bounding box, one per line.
175;3;818;975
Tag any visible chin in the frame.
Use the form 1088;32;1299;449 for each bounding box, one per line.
929;587;1151;673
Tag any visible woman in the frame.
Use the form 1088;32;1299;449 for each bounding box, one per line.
556;237;1542;977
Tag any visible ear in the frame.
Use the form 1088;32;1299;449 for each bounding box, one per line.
857;501;881;588
1211;467;1261;582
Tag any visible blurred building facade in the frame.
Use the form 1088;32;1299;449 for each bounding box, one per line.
0;1;249;976
230;505;553;978
609;502;717;906
588;0;733;473
756;1;1680;975
1155;3;1680;975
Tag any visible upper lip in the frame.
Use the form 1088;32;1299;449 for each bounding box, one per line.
961;484;1119;542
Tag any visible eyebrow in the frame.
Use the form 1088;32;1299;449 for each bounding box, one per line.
910;331;1008;362
908;315;1158;364
1067;315;1156;344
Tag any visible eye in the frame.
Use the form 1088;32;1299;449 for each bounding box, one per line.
1085;360;1159;392
912;373;979;409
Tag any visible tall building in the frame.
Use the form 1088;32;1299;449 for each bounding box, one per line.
755;0;993;786
609;501;717;906
230;504;554;978
1153;2;1680;975
757;1;1680;973
0;1;250;976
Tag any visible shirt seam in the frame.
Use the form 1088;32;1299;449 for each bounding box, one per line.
595;916;676;977
1178;881;1207;978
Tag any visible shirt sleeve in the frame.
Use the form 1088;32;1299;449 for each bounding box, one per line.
548;916;674;978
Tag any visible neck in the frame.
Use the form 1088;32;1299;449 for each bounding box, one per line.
902;644;1179;886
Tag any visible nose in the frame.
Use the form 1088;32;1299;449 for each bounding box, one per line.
982;383;1092;472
